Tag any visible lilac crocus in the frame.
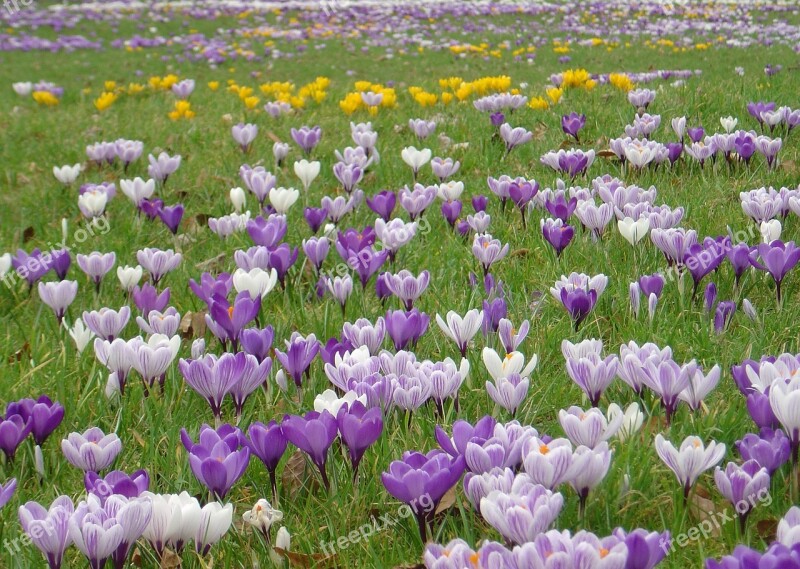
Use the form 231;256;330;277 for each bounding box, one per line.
435;309;483;357
61;427;122;472
180;424;250;499
384;270;430;310
480;481;564;546
499;123;532;156
472;234;509;276
85;470;149;502
560;288;598;331
382;450;465;542
147;152;181;185
566;353;619;407
38;280;78;324
82;307;130;342
77;252;116;293
206;292;261;351
541;218;574;257
367;190;397;221
232;123;258;153
0;414;31;461
240;326;275;363
281;411;338;490
136;248;182;285
132;283;170;316
19;495;74;569
290;125;321;155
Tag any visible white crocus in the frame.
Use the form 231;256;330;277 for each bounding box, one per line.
268;187;300;214
65;317;95;354
760;219;782;243
117;265;143;293
195;502;234;555
293;159;321;191
13;82;33;96
230;187;247;213
119;177;155;206
233;267;278;299
53;164;82;185
607;402;644;442
618;216;650;245
401;146;432;177
720;116;738;133
482;347;538;381
313;389;365;416
243;499;283;538
0;253;11;278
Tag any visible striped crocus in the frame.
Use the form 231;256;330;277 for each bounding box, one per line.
61;427;122;472
77;252;116;293
19;495;74;569
82;306;130;342
435;309;484;357
655;434;725;500
479;478;564;545
38;280;78;324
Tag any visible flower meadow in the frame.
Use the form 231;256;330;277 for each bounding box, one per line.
2;0;800;567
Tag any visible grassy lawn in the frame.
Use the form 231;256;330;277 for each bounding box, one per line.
1;1;800;567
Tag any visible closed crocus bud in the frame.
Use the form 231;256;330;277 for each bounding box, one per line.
648;292;658;324
743;298;758;322
618;216;650;245
191;339;206;359
629;283;640;318
720;116;738;133
34;444;44;478
230;187;246;213
273;142;290;167
62;218;69;244
275;369;288;392
53;163;82;185
270;527;291;564
293;160;320;191
65;317;95;354
608;402;644;442
105;373;121;399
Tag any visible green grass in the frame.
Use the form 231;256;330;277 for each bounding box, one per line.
1;4;800;568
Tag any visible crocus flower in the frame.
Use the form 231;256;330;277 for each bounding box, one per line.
337;401;383;480
157;204;184;235
655;434;725;500
570;442;612;516
85;470;149;502
566;353;619;407
541;218;574;257
247;421;287;502
281;411;338;490
274;332;320;390
38;280;78;324
559;406;623;449
435;309;483;357
499;123;532;156
472;233;509;276
147;152;181;185
195;502;233;556
181;424;250;499
290;125;321;155
206;292;261;351
562;112;586;141
6;395;64;446
749;240;800;304
0;478;16;509
232;123;258;153
486;373;530;417
384;270;430;310
61;427;122;472
480;481;564;546
382;450;465;542
242;499;282;543
366;190;397;221
77;252;116;293
19;495;73;569
714;460;770;533
401;146;432;181
736;428;791;475
385;308;429;351
294;159;320;191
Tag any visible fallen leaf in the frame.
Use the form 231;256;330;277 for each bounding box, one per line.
273;547;336;568
8;342;30;364
179;311;207;339
281;450;308;498
781;160;797;174
597;150;618;158
22;226;35;242
265;130;282;143
194;253;226;273
434;486;456;515
130;430;146;448
510;248;530;258
688;486;721;537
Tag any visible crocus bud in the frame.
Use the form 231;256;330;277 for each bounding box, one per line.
191;339;206;359
648;292;658;324
34;444;44;478
743;298;758;322
276;369;288;392
629;283;640;318
230;187;246;213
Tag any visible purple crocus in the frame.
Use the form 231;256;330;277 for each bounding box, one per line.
157;204;184;235
281;411;338;490
0;414;31;461
337;401;383;480
303;207;328;234
613;527;670;569
246;215;287;248
560;288;598;331
85;470;149;502
541;218;574;257
385;308;429;351
180;424;250;499
132;283;170;316
206;292;261;351
247;421;287;502
367;190;397;221
737;428;790;476
82;307;130;342
348;247;389;288
545;193;578;222
714;301;736;333
77;252;116;293
381;450;465;542
749;240;800;304
136;248;182;285
562;112;586;142
290;125;321;155
683;242;724;299
499;123;532;156
440;199;462;228
240;326;275;363
6;395;64;446
274;332;320;390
